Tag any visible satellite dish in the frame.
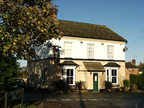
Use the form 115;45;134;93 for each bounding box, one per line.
123;47;128;52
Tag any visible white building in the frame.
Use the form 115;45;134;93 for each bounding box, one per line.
28;20;127;91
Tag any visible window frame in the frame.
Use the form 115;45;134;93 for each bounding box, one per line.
87;43;94;59
105;67;118;85
107;45;114;59
61;66;76;85
64;41;72;58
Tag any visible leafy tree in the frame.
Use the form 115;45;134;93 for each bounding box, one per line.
138;62;144;72
0;54;18;104
0;0;62;106
1;0;62;60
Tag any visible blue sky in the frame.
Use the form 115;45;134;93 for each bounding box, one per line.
18;0;144;67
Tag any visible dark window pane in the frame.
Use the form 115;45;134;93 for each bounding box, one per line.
107;69;109;76
112;77;116;83
112;70;116;76
71;69;73;76
62;69;63;75
107;77;109;81
67;77;69;84
67;69;70;76
70;77;73;84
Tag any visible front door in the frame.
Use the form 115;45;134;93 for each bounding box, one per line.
93;73;98;91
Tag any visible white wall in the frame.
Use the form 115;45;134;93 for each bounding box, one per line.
34;37;126;61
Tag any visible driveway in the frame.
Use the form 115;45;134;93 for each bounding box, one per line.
24;91;144;108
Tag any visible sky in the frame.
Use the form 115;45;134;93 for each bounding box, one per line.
18;0;144;67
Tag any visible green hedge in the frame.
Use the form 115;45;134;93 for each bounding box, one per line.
130;70;144;90
138;70;144;89
130;74;139;85
123;80;129;88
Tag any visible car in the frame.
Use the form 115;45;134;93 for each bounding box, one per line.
15;78;27;88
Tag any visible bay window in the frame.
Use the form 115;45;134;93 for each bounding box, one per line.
106;68;118;84
61;66;76;85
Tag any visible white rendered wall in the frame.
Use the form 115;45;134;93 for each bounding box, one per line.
34;37;126;61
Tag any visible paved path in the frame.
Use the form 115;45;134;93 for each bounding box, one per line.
24;91;144;108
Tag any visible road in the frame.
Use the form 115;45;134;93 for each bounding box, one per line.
24;91;144;108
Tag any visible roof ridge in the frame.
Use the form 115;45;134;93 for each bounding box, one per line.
58;19;106;27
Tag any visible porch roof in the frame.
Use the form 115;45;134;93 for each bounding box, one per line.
58;61;79;66
103;62;121;67
83;62;105;72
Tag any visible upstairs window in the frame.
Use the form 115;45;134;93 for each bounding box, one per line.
87;43;94;59
107;45;114;59
64;42;72;58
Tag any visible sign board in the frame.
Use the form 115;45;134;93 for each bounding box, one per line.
5;88;24;108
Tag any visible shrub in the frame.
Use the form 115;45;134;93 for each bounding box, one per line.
76;81;83;90
75;81;83;94
53;80;69;92
130;74;139;85
123;80;130;88
105;81;112;89
138;70;144;90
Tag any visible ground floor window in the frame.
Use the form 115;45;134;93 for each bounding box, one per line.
61;66;76;85
106;68;118;84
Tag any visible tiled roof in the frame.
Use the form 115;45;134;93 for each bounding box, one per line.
58;61;78;66
126;62;138;68
59;20;127;43
104;62;121;67
83;62;105;72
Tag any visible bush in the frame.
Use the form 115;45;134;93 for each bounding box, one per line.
138;70;144;90
53;80;69;92
123;80;130;88
76;81;83;90
105;81;112;89
130;74;139;85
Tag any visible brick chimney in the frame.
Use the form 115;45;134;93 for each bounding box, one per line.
132;59;136;64
52;13;57;20
52;8;58;20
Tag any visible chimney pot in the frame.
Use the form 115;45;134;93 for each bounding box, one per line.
132;59;136;64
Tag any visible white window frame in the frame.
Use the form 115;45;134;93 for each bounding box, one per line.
107;45;114;59
87;43;94;59
105;67;118;85
64;42;72;58
61;66;76;85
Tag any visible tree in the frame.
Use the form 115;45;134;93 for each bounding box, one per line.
138;62;144;72
0;54;18;104
0;0;62;106
1;0;62;60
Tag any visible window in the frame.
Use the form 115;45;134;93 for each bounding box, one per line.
107;45;114;59
106;68;118;84
61;67;75;85
87;43;94;58
111;69;117;83
40;68;47;82
64;42;72;57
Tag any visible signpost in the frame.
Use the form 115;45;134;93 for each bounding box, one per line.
5;88;24;108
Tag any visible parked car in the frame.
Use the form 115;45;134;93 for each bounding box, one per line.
15;78;27;88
